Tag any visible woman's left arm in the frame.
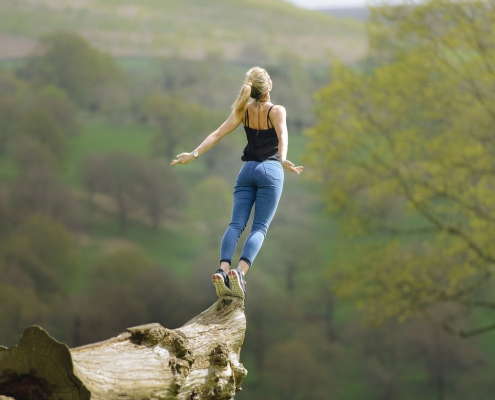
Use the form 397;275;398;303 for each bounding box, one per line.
171;110;241;166
271;106;303;175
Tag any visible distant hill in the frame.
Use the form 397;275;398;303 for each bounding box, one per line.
0;0;367;65
319;7;370;21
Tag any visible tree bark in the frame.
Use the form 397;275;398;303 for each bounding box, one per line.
0;297;247;400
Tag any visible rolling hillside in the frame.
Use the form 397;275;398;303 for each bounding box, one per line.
0;0;367;65
319;6;370;21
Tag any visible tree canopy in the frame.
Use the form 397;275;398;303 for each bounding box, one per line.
20;32;123;109
305;0;495;337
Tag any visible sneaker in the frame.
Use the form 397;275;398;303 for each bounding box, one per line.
212;268;231;297
228;268;247;300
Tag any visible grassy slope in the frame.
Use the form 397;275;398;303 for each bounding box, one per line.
0;0;367;64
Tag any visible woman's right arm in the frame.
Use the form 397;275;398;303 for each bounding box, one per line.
171;110;241;166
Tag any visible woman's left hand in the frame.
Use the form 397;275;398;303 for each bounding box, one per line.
282;160;303;175
171;152;194;166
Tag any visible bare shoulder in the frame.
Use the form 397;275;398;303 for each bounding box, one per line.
270;105;286;119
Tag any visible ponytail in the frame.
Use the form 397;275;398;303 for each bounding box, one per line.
231;66;271;124
231;81;252;124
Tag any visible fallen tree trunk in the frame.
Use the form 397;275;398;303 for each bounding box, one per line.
0;297;247;400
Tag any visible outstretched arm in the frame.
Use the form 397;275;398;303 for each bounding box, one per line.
271;106;303;175
171;110;241;166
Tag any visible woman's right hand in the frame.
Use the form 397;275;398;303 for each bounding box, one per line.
282;160;303;175
171;152;194;166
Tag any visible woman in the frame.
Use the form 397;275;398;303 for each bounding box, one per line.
171;66;303;300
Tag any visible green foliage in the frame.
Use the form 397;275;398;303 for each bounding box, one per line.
0;70;26;155
305;0;495;336
21;106;67;167
268;53;316;129
143;94;224;159
187;175;232;244
0;96;22;156
0;283;48;345
80;152;185;233
20;31;123;108
136;160;186;231
74;248;200;344
10;165;77;226
81;151;145;234
0;215;79;297
90;248;152;285
15;86;80;171
32;86;80;137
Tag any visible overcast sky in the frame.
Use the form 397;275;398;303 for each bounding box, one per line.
285;0;418;9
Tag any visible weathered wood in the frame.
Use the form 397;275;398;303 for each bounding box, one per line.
0;324;90;400
0;297;247;400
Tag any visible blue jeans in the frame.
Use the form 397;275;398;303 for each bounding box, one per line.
220;160;284;267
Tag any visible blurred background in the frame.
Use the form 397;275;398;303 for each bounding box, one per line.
1;0;495;398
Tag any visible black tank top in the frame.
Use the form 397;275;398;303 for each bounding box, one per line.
241;104;280;162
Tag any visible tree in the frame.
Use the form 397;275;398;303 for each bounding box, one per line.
11;136;55;172
30;86;80;137
142;94;224;159
338;314;485;400
135;160;186;231
0;215;79;297
409;317;484;400
81;153;185;232
10;165;77;225
0;97;22;156
20;32;123;109
20;106;67;169
11;86;79;172
305;0;495;337
91;81;131;121
82;152;145;234
0;70;27;155
0;214;80;345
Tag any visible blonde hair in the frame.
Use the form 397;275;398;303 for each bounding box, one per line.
231;66;271;124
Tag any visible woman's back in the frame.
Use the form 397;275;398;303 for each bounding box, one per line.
241;102;279;162
242;102;276;131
